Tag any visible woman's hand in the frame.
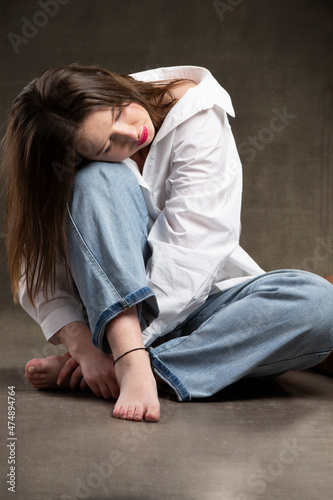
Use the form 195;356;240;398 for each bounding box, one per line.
57;349;119;399
56;355;88;391
77;350;119;399
55;321;120;399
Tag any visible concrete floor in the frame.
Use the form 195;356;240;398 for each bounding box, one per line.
1;3;332;498
1;250;333;500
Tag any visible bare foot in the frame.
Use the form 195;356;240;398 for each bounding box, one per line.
25;353;73;389
113;350;160;422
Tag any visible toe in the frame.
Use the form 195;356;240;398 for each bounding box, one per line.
113;404;122;419
31;382;44;389
133;405;144;421
120;406;130;420
25;359;38;373
25;371;46;381
126;405;137;421
25;358;48;374
144;403;161;422
26;358;41;372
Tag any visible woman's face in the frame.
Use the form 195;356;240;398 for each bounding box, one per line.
77;103;155;162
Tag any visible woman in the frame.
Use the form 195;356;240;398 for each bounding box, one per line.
2;65;333;422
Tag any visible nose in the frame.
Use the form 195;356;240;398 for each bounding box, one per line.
112;123;138;143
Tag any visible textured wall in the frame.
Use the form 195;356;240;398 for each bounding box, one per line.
1;0;332;277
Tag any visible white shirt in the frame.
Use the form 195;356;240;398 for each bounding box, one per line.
18;66;264;347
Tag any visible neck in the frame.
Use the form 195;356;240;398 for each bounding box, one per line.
130;146;149;174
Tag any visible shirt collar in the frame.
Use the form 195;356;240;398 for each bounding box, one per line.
131;65;235;144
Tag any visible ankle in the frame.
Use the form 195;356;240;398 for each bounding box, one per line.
113;347;149;366
116;349;150;368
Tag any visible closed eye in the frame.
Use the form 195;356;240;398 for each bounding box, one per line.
103;108;123;153
112;107;123;122
104;138;113;153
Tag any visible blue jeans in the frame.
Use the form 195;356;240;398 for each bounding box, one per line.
66;162;333;401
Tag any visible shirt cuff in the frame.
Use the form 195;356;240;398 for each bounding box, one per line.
40;306;86;344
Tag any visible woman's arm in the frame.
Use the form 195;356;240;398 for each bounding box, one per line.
18;256;122;398
144;108;243;342
17;256;86;344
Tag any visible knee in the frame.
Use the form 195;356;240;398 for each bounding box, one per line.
257;269;333;332
69;161;145;211
306;273;333;327
290;270;333;300
68;161;148;223
278;269;333;302
72;161;137;195
280;270;333;337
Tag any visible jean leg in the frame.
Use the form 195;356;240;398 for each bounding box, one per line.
149;270;333;401
66;161;157;352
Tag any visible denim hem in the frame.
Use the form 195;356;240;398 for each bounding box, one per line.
148;350;192;402
92;286;155;352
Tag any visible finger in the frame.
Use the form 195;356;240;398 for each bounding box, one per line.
57;357;79;386
68;366;84;391
97;375;119;399
92;386;102;398
110;381;120;400
86;381;102;398
97;383;113;400
79;378;88;391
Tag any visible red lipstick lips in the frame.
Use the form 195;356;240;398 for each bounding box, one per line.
137;125;148;147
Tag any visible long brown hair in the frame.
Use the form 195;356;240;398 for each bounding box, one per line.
1;64;191;304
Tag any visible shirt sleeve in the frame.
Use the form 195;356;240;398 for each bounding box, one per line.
142;107;243;344
17;257;86;344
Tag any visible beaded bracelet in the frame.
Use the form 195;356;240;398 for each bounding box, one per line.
113;347;149;366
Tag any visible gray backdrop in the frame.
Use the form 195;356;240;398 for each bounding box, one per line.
1;0;332;288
